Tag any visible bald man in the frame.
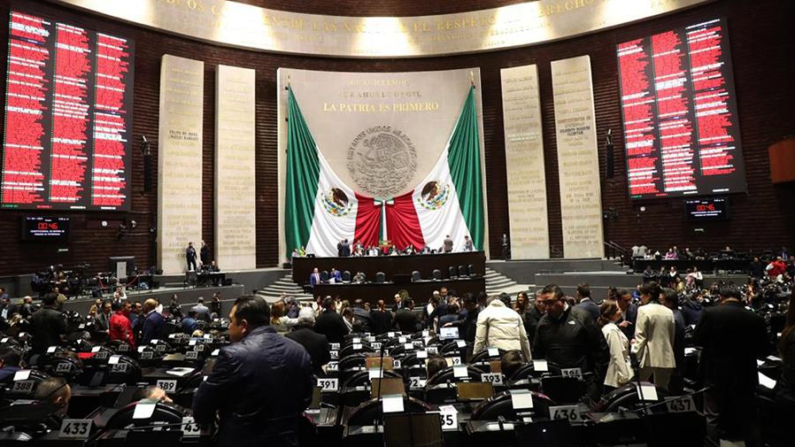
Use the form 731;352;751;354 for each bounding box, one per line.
141;299;166;344
34;377;71;416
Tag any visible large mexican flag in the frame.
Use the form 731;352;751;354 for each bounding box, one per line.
285;86;485;257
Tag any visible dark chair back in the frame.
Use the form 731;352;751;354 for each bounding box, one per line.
375;272;386;283
470;390;555;421
458;265;467;276
106;401;184;429
347;397;433;426
432;269;442;281
468;264;476;276
412;271;421;282
320;271;329;281
342;271;352;282
448;266;457;279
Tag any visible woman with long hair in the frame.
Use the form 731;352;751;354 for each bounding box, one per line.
599;301;634;392
514;291;529;315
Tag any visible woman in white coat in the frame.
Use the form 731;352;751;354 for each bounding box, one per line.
633;281;676;390
599;301;634;391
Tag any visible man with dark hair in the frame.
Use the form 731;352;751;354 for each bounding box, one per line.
616;289;638;340
575;283;598;321
661;288;685;393
445;293;480;344
109;300;135;348
130;301;145;341
0;346;22;381
534;284;609;401
141;299;166;344
96;299;112;337
286;308;330;375
186;242;198;271
371;300;393;335
313;296;349;344
182;310;199;334
192;297;211;322
394;298;420;333
30;293;67;353
524;292;545;345
194;295;314;447
439;303;460;328
694;283;768;445
0;293;17;320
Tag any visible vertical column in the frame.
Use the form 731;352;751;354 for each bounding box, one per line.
551;55;604;259
158;55;204;275
500;64;549;259
215;65;256;270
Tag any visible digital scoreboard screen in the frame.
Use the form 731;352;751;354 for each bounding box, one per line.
617;18;746;200
21;216;70;241
1;11;134;210
685;197;729;221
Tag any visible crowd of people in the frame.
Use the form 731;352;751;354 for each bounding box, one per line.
2;266;794;446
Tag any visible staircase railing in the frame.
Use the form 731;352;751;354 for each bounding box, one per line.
604;241;630;265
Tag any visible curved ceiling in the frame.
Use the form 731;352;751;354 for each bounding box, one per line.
233;0;531;17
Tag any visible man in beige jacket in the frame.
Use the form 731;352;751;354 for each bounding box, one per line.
473;294;532;361
632;281;676;390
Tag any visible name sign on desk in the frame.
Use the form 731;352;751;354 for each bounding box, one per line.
665;395;696;413
446;357;462;367
549;405;582;423
510;389;534;410
59;419;92;439
561;368;582;379
330;343;340;350
185;351;199;360
382;394;404;413
371;342;382;351
393;359;402;369
404;343;414;351
56;362;72;373
140;351;154;360
182;416;201;438
110;363;129;373
12;380;34;394
409;377;427;389
636;383;659;401
481;373;504;386
487;348;500;357
456;340;467;348
318;378;338;393
326;362;339;372
439;405;458;431
118;344;129;352
330;351;339;360
156;379;177;393
426;346;438;355
417;350;428;359
453;365;468;378
353;343;362;351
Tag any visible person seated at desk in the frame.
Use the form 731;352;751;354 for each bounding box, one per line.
368;246;380;257
182;310;199;334
426;355;447;379
420;245;431;255
133;385;174;404
352;271;366;284
501;350;524;381
404;244;416;255
33;377;71;420
0;346;22;381
388;246;399;256
328;268;342;283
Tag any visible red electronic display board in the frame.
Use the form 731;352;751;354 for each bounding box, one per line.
1;11;134;210
617;18;745;199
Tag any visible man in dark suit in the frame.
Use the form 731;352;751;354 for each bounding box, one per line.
313;297;349;345
285;308;331;375
30;293;67;353
371;300;393;335
186;242;198;271
141;299;166;344
694;284;768;445
616;289;638;340
394;298;421;333
574;283;599;322
194;295;313;447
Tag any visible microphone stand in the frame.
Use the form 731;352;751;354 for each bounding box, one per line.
374;340;387;433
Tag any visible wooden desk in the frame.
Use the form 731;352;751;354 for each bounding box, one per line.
312;277;485;305
292;252;486;285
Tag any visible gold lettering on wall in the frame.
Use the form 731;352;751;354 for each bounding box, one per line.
158;55;205;275
49;0;714;57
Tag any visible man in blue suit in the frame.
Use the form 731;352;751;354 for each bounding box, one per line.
309;268;321;287
141;299;166;344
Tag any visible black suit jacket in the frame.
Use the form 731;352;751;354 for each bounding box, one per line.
394;309;420;333
313;310;349;345
693;301;768;392
371;310;393;335
286;326;331;375
193;326;313;447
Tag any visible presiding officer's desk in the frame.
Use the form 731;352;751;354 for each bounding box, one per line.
313;277;485;305
292;251;486;284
